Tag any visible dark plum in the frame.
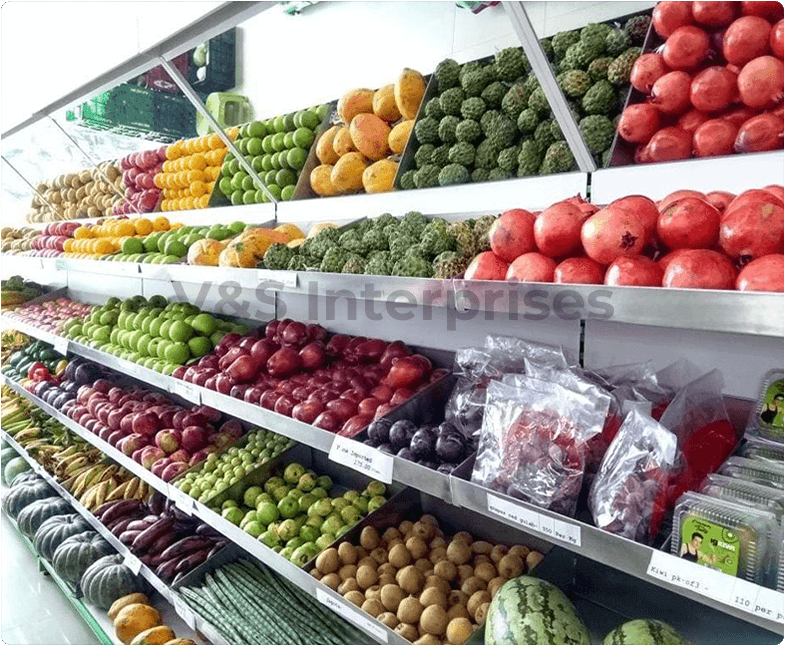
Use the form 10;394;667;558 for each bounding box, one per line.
436;434;466;463
397;447;415;461
367;418;393;446
410;427;436;460
378;443;394;454
437;463;457;474
389;420;417;451
437;421;460;436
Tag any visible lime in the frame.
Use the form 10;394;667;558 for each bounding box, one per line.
143;234;160;253
210;330;227;347
207;227;231;241
242;175;256;192
270;153;281;170
252;156;265;173
178;226;193;236
278;152;291;169
243;190;257;204
281;185;296;201
248;121;266;138
276;169;296;187
231;172;248;192
262;135;275;154
219;177;233;196
238;138;249;155
266;184;282;201
228;158;241;175
231;190;244;206
168;320;194;342
283;112;296;131
188;335;212;357
273;116;286;133
272;133;286;152
165;342;190;365
316;104;329;121
301;110;320;129
164;239;188;257
283;132;294;149
264;170;278;187
260;155;273;172
221;161;233;177
240;124;250;138
294;127;315;149
122;238;145;254
255;189;268;203
247;138;263;156
286;147;307;170
156;233;170;253
228;221;246;235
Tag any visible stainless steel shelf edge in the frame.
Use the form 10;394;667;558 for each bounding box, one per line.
448;475;784;635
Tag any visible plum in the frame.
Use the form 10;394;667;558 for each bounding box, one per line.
389;420;417;451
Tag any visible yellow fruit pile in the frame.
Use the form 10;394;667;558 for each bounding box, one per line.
158;132;235;212
63;216;174;258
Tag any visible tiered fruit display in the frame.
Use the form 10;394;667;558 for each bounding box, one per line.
189;223;301;268
1;227;38;254
57;295;244;374
29;222;82;256
176;428;295;501
462;184;784;292
27;161;124;223
310;69;427;197
173;319;440;437
1;276;45;309
399;17;649;190
114;148;166;215
617;1;784;161
158;133;230;212
218;106;327;204
6;297;93;332
309;514;544;644
61;216;174;260
203;460;387;566
261;212;497;277
109;592;195;644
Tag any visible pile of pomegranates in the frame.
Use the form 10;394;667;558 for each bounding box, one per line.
464;184;783;291
173;319;446;437
617;1;783;162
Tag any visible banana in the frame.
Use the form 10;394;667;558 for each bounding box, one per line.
124;478;139;500
106;481;129;502
65;457;90;476
54;446;78;459
133;480;147;501
72;466;100;497
60;474;79;492
94;481;109;508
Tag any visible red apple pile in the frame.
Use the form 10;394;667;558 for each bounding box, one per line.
617;1;784;162
173;319;445;438
8;298;93;332
60;377;244;482
29;222;81;257
464;184;784;291
114;148;166;215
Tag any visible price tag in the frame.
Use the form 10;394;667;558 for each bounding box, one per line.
172;595;196;630
315;588;388;642
329;435;393;484
258;269;297;288
552;517;582;547
486;494;582;547
52;336;70;356
729;578;762;614
170;380;201;405
647;550;730;600
123;552;142;575
54;259;66;272
753;585;785;622
169;485;194;515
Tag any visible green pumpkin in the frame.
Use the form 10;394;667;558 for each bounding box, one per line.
81;554;151;610
17;496;72;537
53;531;114;585
1;477;53;519
3;455;30;486
34;514;92;560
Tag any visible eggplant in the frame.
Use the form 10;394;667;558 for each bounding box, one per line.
174;548;210;574
148;492;166;516
145;531;178;556
155;557;180;581
126;518;155;532
195;524;223;538
109;518;135;537
99;499;142;524
119;529;143;545
131;517;174;552
160;536;213;561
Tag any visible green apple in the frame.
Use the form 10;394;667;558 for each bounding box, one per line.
245;520;263;538
298;473;316;492
310;486;328;500
316;533;335;551
288;488;305;501
284;463;306;484
240;510;258;529
265;477;284;494
336;525;351;538
272;485;291;502
332;498;351;512
291;542;320;566
279;546;295;560
316;475;333;491
221;507;243;525
368;495;387;512
321;514;344;536
365;481;386;497
305;514;323;529
221;499;238;510
255;492;274;507
256;501;280;525
277;496;300;519
299;493;318;511
310;499;332;517
340;505;363;526
243;486;263;507
277;518;299;542
353;496;369;514
260;528;280;548
286;537;304;550
343;490;359;502
299;525;320;543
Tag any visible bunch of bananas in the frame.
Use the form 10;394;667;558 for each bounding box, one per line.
1;330;30;363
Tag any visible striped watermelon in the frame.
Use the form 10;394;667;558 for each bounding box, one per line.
603;619;685;645
485;576;590;645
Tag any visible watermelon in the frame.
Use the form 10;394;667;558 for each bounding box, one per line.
485;576;590;645
603;619;685;645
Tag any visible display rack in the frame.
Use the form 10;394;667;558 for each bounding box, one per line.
2;1;784;644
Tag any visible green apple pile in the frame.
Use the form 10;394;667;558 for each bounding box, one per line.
176;429;295;500
212;461;388;567
59;294;248;374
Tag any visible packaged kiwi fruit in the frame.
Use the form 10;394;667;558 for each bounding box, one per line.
700;474;784;521
746;369;784;443
718;456;784;489
671;492;779;586
740;435;785;463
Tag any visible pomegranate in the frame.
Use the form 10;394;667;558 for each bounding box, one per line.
659;189;708;210
764;185;785;201
693;2;737;27
659;249;694;272
554;258;605;284
734;113;784;152
618;104;661;143
690;67;738;112
662;249;737;289
464;251;509;280
738;56;784;108
772;19;784;58
736;254;784;291
657;197;721;249
662;26;711;70
650;71;692;114
705;191;736;211
630;53;670;93
678;108;710;134
610;195;660;240
506;253;556;283
723;16;773;66
489;209;537;262
605;256;664;286
562;194;599;218
693;119;739;156
581;206;649;266
646;127;693;162
721;105;758;127
720;200;784;259
727;188;784;211
533;202;584;257
635;144;651;163
653;1;694;38
741;1;784;22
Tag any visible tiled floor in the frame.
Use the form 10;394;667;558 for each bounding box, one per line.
1;513;99;645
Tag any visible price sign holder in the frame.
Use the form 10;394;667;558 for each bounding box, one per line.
315;588;387;642
329;436;393;484
123;552;142;575
486;493;582;547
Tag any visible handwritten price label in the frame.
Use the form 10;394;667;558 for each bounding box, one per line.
329;436;393;484
123;552;142;575
486;494;582;547
315;587;387;641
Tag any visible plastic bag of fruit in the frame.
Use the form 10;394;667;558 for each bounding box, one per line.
483;334;576;373
471;379;605;517
589;408;680;544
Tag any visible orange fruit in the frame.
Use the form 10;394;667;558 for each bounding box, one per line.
190;180;207;197
153;216;170;231
208;134;223;150
198;194;210;209
187;169;205;183
227;127;239;140
189;154;207;171
134;218;153;235
74;226;92;239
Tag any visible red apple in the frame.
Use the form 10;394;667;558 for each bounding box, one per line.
274;395;296;417
168;449;191;464
132;412;160;436
244;386;264;404
313;411;340;432
107;430;126;446
172;366;187;379
219;346;247;371
131;448;147;464
219;419;243;438
215;375;233;395
161;462;188;483
260;390;279;409
181;426;207;452
197;405;221;424
292;400;324;423
120;433;148;456
189;448;212;466
141;446;166;469
172;410;189;430
154;429;181;454
97;426;114;442
151;458;171;478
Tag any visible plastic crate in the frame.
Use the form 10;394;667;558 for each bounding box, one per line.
153;92;198;139
188;28;236;94
144;52;191;94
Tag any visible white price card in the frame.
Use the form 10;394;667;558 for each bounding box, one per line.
752;585;785;623
258;269;297;288
170;380;201;405
113;262;140;276
54;259;67;272
169;485;194;515
315;588;388;642
123;552;142;575
172;595;196;630
52;336;70;356
329;435;393;484
486;494;582;547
